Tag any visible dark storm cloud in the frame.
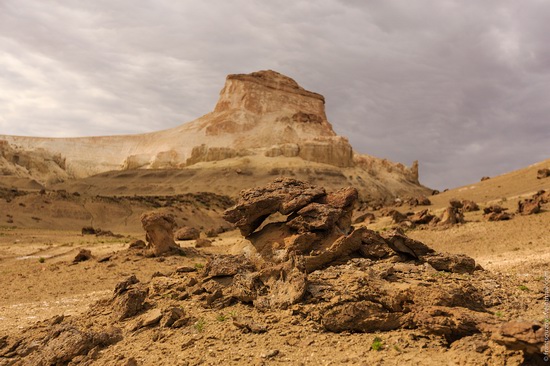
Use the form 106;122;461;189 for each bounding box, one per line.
0;0;548;189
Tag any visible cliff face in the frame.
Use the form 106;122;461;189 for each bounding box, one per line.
0;70;426;200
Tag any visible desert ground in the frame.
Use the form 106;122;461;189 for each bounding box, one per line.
0;159;549;365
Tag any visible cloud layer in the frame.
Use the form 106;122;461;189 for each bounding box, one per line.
1;0;549;189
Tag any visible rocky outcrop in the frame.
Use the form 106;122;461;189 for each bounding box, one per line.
1;70;429;202
0;139;69;185
185;145;250;166
140;212;182;256
223;178;327;237
224;179;474;274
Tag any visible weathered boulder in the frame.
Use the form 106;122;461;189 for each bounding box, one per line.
381;229;434;259
407;196;431;206
203;255;256;278
195;238;213;248
409;209;435;225
223;178;326;236
112;284;148;321
174;226;200;240
353;212;375;224
424;253;477;274
438;207;465;226
73;249;93;263
490;321;545;356
461;200;480;212
483;205;512;221
517;199;541;215
387;209;408;224
536;168;550;179
360;229;395;259
140;212;181;256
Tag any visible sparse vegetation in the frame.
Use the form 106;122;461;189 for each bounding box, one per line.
216;314;227;322
194;263;204;270
371;337;384;351
194;318;206;333
495;311;503;317
518;285;530;291
38;257;45;263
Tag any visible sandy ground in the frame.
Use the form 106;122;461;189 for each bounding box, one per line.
1;162;549;365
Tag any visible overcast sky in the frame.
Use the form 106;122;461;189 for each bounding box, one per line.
1;1;549;189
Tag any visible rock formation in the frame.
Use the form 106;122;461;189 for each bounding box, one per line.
140;212;181;256
0;70;428;201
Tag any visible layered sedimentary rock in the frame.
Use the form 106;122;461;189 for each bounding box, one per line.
1;70;425;200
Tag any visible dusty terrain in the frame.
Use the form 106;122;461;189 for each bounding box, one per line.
0;161;549;365
0;71;548;365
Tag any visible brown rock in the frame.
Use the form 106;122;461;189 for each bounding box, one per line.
203;255;256;278
438;207;465;226
114;275;139;296
409;209;435;225
491;321;545;355
424;253;477;274
10;326;122;365
461;200;480;212
387;209;408;224
360;229;394;259
517;199;540;215
303;228;365;272
322;301;403;333
160;307;185;328
195;238;212;248
449;199;463;209
255;254;308;309
483;205;506;214
353;212;375;224
135;308;163;329
410;306;486;342
223;178;326;236
286;203;343;232
140;211;180;256
382;230;435;259
81;227;96;235
483;206;512;221
113;286;148;321
484;212;512;221
73;249;92;263
233;317;268;334
128;239;146;250
536;168;550;179
174;227;200;240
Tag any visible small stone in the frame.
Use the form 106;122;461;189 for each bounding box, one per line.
261;349;279;358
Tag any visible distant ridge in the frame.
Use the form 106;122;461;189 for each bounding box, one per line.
1;70;429;202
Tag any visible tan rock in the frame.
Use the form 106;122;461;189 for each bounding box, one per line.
438;207;465;226
174;226;200;240
140;212;180;256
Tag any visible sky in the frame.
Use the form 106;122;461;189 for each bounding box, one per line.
0;0;549;190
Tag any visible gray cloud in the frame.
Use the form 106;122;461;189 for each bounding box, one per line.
0;0;548;189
